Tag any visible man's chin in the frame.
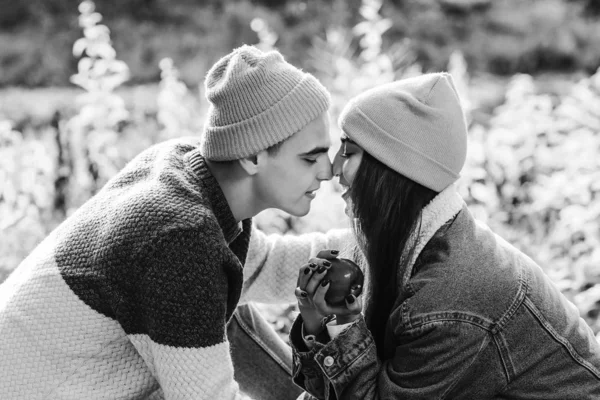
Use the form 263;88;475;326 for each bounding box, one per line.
283;202;311;218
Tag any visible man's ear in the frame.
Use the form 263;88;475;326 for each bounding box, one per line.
238;150;268;176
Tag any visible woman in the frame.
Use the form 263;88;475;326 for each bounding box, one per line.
290;73;600;399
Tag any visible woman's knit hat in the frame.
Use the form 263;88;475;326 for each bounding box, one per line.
200;45;331;161
338;73;468;192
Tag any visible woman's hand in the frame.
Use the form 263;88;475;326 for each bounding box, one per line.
295;249;363;335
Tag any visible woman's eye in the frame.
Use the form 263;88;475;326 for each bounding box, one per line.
341;141;359;159
304;158;317;164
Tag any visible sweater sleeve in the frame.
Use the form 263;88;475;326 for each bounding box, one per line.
241;225;355;304
123;227;254;400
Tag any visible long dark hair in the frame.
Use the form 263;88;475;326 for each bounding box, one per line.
349;151;437;359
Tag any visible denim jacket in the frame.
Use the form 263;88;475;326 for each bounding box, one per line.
289;185;600;399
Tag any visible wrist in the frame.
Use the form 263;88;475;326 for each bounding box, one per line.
300;311;325;335
304;321;323;336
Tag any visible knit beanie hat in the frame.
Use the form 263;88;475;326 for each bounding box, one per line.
338;73;468;192
201;45;331;161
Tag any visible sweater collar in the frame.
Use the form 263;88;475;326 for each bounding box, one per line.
186;149;244;244
398;183;465;288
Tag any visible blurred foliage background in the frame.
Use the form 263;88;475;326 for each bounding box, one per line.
1;0;599;341
2;0;600;86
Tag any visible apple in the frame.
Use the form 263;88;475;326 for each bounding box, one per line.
324;258;364;307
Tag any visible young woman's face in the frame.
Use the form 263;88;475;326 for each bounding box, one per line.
333;134;364;215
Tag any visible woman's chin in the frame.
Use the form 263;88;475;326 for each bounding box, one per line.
343;199;353;218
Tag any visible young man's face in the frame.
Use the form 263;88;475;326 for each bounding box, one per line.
255;112;332;217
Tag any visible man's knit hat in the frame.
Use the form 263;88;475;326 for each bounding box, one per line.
201;45;331;161
338;72;468;192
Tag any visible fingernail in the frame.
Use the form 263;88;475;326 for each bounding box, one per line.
346;295;355;304
331;250;339;255
309;263;317;268
323;260;331;267
300;291;308;298
304;267;311;275
321;279;330;287
317;266;326;274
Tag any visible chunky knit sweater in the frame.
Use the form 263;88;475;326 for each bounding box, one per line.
0;138;351;400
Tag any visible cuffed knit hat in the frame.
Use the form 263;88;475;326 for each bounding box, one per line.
200;45;331;161
338;73;468;192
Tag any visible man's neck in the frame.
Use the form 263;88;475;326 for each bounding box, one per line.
205;160;261;222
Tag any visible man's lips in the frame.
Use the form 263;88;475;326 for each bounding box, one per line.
305;188;319;199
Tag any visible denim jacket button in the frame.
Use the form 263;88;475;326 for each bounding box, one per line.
324;356;334;367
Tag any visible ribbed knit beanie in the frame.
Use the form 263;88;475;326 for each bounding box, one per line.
201;45;331;161
338;72;468;192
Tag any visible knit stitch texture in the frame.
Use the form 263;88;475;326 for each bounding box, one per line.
338;72;468;192
201;45;331;161
0;137;352;400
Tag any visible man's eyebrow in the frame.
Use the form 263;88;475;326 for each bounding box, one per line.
299;146;330;156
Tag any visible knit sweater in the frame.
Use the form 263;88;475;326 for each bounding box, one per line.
0;138;351;400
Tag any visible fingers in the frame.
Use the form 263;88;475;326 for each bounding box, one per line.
311;279;331;315
296;262;318;289
294;286;308;299
313;284;364;318
314;249;340;260
304;264;330;295
296;250;337;293
344;294;363;314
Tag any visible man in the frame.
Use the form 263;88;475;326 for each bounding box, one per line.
0;45;349;400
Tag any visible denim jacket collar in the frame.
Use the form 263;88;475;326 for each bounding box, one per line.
398;183;464;289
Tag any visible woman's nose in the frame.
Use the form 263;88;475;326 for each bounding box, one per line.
332;151;344;177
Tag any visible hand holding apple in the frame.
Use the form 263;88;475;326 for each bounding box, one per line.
295;250;364;333
323;258;364;307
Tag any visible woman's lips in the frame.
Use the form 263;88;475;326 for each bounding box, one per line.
341;188;350;200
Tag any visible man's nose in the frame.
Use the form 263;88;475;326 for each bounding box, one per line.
317;156;333;181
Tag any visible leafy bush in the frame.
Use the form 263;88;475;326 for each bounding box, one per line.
457;70;600;336
2;0;600;87
0;0;599;341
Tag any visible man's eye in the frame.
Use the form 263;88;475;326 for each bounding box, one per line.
304;158;318;164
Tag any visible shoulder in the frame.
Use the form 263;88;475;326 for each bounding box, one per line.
402;209;527;329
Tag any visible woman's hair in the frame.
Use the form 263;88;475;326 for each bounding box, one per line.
349;150;437;359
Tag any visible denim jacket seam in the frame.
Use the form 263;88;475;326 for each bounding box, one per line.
490;262;528;334
523;296;600;379
406;313;495;332
401;302;413;331
492;331;516;384
440;329;494;399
